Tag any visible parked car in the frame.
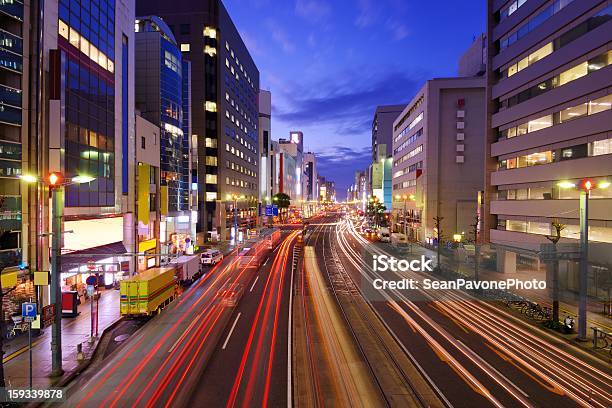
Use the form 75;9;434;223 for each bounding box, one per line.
201;249;223;266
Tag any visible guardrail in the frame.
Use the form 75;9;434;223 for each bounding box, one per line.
591;327;612;356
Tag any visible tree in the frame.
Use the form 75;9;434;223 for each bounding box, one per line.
470;215;480;282
545;219;565;323
433;216;444;272
366;201;386;227
272;193;291;222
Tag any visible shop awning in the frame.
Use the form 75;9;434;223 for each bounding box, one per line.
61;241;127;273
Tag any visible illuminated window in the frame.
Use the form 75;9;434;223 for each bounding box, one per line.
560;103;588;122
80;37;90;57
558;62;588;86
69;27;80;48
527;115;553;132
205;138;217;148
180;43;190;52
204;27;217;39
205;101;217;112
529;43;553;64
59;20;69;39
205;156;218;166
204;45;216;57
592;138;612;156
205;174;217;184
206;192;217;201
589;94;612;115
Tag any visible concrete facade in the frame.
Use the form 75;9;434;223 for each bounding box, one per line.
484;0;612;276
392;77;486;243
371;105;405;163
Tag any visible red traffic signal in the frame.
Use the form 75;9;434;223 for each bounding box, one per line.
578;178;594;191
47;172;63;187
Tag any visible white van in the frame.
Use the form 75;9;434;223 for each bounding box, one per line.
201;249;223;266
378;228;391;243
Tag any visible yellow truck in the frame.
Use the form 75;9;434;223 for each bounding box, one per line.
120;267;177;316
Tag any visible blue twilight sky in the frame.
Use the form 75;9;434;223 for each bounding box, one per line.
224;0;486;199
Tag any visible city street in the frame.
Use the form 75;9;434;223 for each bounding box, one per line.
329;212;612;408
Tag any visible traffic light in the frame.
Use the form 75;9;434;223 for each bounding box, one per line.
47;172;63;188
578;178;594;191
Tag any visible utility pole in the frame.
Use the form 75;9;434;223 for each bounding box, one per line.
470;215;480;282
545;219;565;323
50;185;64;377
433;216;444;272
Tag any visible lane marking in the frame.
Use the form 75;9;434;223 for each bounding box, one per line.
263;256;270;266
287;245;296;408
249;275;260;292
222;312;242;350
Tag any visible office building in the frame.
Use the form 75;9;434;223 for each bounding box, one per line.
134;114;161;269
134;15;195;254
136;0;260;242
370;145;392;211
458;33;487;77
392;77;485;242
0;0;29;269
303;152;317;201
38;0;136;289
371;105;405;162
484;1;612;281
258;90;272;208
303;152;317;216
275;131;304;203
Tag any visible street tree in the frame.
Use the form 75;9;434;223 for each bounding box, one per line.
272;193;291;222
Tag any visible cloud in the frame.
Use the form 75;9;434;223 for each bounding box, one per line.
266;20;296;53
316;146;372;200
354;0;378;28
274;69;423;129
387;19;409;41
295;0;331;22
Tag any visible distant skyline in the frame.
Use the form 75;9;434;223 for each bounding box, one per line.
224;0;486;199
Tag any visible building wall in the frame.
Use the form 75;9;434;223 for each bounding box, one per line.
136;0;260;242
258;90;271;206
372;105;405;162
0;0;30;267
392;77;485;242
484;0;612;269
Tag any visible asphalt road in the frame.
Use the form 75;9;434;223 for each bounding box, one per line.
329;213;611;408
61;239;275;407
188;230;298;407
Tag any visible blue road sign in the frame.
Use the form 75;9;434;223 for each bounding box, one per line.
273;205;279;216
86;275;97;286
22;302;37;319
265;205;274;217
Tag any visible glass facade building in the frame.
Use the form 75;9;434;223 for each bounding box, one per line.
0;0;25;259
58;0;116;207
135;16;189;213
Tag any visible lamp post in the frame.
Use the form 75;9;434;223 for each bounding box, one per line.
558;178;609;340
20;173;95;376
227;194;245;245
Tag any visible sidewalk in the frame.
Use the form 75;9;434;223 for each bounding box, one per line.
2;288;120;388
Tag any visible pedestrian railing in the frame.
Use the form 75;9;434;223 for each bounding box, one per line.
591;327;612;356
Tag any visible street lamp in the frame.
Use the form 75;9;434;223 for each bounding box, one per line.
227;193;245;245
557;178;609;340
20;172;95;376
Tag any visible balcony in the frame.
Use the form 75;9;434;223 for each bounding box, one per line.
0;83;21;107
0;29;22;55
0;48;22;73
0;0;24;22
0;102;21;125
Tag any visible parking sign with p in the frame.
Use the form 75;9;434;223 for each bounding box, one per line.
22;302;37;321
